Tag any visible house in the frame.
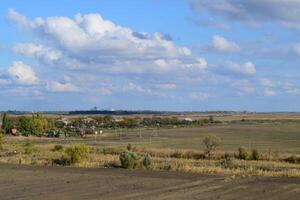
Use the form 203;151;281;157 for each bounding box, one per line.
82;117;95;124
56;118;71;128
10;128;18;136
184;118;193;122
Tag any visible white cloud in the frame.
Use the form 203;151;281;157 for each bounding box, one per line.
223;61;256;76
47;81;79;92
155;83;177;90
232;79;255;95
8;9;206;75
210;35;240;53
13;43;61;64
122;82;145;93
7;61;38;85
260;78;274;88
189;0;300;28
282;83;300;96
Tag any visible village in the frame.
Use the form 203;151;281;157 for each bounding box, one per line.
0;113;217;138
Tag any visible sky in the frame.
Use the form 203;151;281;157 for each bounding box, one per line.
0;0;300;112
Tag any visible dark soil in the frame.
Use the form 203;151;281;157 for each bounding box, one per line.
0;164;299;200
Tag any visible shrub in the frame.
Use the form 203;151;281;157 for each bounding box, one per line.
103;160;119;168
23;142;37;154
103;147;124;155
0;128;3;150
52;156;71;166
237;147;248;160
202;135;221;158
251;149;260;160
119;151;139;169
52;144;63;152
171;150;185;159
284;155;299;164
64;144;89;165
127;143;132;151
142;153;152;168
220;152;234;168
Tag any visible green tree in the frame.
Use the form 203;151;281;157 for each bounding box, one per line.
202;135;221;158
1;113;10;134
17;116;33;136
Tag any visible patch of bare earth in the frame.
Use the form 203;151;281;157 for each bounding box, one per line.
0;164;299;200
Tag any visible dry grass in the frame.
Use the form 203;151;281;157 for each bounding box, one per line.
0;141;299;178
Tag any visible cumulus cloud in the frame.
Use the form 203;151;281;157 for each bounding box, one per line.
189;0;300;28
8;9;206;75
231;79;255;95
210;35;240;53
7;61;38;85
222;61;256;76
13;43;61;64
47;81;79;92
259;78;278;97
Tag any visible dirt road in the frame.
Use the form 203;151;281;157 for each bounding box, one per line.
0;164;299;200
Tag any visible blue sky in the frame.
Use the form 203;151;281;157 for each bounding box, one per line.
0;0;300;111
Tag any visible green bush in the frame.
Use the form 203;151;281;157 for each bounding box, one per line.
65;144;89;165
52;144;63;152
251;149;260;160
142;153;152;168
119;151;139;169
237;147;248;160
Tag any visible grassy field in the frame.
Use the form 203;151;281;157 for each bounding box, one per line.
6;120;299;154
1;119;300;178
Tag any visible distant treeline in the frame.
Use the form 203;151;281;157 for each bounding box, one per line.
68;110;165;115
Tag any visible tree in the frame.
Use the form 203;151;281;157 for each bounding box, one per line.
0;128;3;150
17;116;33;136
202;135;221;158
1;113;10;134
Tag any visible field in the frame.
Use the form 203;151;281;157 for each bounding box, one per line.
0;163;299;200
5;120;300;154
1;114;300;199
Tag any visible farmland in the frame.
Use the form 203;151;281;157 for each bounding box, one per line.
0;163;299;200
0;113;300;199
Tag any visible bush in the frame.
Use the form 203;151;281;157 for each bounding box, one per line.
103;147;124;155
202;135;221;158
23;142;38;154
251;149;260;160
237;147;248;160
220;152;234;168
119;151;139;169
0;128;3;150
64;144;89;165
142;153;152;168
284;155;300;164
127;143;132;151
52;145;63;152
